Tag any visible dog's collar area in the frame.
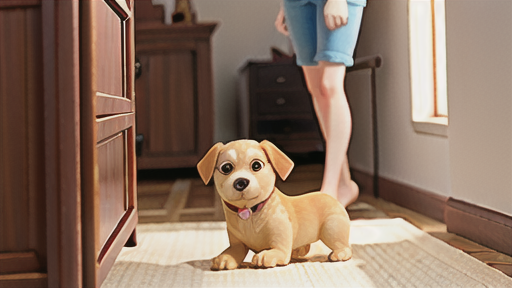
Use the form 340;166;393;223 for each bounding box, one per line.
224;191;274;220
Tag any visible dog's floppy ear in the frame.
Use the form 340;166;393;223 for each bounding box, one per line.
260;140;294;181
197;142;224;184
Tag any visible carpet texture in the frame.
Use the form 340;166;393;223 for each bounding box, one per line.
102;219;512;287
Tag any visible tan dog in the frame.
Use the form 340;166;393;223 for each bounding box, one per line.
197;139;351;270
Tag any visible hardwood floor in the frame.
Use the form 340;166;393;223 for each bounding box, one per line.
137;164;512;278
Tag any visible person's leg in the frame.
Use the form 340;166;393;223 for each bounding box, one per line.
283;1;363;207
303;62;358;207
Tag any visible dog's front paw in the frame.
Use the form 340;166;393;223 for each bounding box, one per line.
252;249;289;268
211;254;239;270
328;246;352;262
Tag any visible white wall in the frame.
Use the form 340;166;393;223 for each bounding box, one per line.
346;69;374;173
351;0;452;197
445;0;512;215
355;0;512;216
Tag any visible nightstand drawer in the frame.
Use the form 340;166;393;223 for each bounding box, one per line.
256;65;303;89
257;119;319;135
256;91;313;114
238;60;324;153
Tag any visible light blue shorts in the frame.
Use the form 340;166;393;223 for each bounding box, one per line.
283;0;365;67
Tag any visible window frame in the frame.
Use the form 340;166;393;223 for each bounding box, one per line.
409;0;448;137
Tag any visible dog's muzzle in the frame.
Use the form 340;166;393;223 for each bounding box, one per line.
233;178;250;192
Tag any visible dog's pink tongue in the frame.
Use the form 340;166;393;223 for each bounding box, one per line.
238;208;251;220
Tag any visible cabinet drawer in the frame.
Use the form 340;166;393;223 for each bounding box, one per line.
256;119;319;136
256;91;313;114
256;65;303;89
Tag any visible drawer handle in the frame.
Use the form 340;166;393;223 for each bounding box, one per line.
136;134;144;156
276;76;286;84
135;57;142;79
276;97;286;105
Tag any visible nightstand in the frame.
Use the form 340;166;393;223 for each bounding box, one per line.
238;59;324;154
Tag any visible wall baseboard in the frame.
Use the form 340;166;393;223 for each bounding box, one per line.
350;168;375;197
351;168;447;222
445;198;512;256
379;177;447;223
351;168;512;256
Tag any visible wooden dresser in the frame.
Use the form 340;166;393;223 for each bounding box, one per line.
135;1;216;169
238;59;324;154
1;0;138;286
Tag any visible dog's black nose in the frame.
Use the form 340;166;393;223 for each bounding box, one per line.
233;178;250;192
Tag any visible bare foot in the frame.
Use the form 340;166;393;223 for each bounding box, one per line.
337;180;359;207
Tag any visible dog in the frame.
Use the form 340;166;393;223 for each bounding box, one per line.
197;139;352;270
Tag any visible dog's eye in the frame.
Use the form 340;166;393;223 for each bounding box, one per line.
251;160;264;172
219;162;234;175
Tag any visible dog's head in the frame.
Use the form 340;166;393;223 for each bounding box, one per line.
197;140;294;209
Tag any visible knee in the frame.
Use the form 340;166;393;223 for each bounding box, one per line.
320;78;345;98
309;78;345;101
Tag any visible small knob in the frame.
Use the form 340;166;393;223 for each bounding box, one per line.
276;97;286;105
136;134;144;156
135;57;142;79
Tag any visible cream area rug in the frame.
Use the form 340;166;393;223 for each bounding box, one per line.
102;219;512;287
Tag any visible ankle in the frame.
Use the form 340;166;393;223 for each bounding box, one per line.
338;181;359;207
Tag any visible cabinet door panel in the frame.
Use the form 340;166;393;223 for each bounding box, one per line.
146;52;196;155
81;0;137;286
98;132;127;245
95;1;123;97
0;4;46;266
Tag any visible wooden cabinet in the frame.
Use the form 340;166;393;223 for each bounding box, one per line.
0;0;137;287
238;60;324;154
134;2;216;169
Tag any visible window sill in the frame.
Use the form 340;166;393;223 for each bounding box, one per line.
412;117;448;137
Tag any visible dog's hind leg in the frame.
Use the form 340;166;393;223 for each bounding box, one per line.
291;244;311;260
320;215;352;262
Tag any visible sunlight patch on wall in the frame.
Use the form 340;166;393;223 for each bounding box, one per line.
409;0;448;136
